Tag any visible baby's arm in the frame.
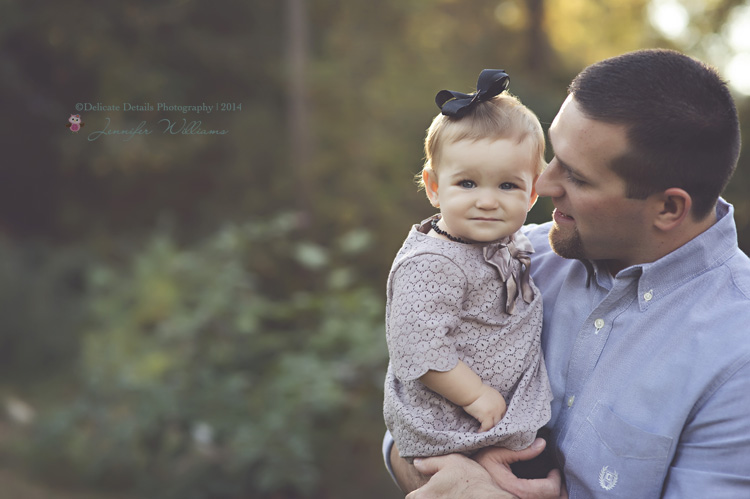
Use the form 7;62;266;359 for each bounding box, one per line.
420;361;507;432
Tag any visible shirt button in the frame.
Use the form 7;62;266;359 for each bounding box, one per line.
594;318;605;329
567;395;575;407
644;290;653;301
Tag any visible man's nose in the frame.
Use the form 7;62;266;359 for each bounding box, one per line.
536;162;564;198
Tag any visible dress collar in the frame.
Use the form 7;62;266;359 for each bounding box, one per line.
417;215;536;314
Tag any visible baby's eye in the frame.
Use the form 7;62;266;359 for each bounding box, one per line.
458;180;476;188
500;182;518;190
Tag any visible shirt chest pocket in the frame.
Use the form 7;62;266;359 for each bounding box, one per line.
565;402;673;498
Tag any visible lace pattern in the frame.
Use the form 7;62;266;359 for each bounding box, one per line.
383;219;552;458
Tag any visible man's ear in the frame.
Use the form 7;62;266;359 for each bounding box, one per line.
653;188;692;231
423;168;440;208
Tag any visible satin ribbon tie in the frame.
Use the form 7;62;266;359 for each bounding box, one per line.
483;234;534;315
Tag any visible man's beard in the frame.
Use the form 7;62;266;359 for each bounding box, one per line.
548;223;587;260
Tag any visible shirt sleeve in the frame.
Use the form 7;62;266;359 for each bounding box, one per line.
382;430;398;486
386;253;466;381
661;357;750;498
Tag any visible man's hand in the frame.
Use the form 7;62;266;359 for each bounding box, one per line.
474;439;567;499
463;384;507;432
390;436;565;498
407;453;517;499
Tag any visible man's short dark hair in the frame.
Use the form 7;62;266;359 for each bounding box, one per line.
569;49;741;220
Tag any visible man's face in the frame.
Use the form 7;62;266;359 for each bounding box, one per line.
536;95;652;273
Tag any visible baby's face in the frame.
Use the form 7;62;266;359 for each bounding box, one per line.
425;137;538;243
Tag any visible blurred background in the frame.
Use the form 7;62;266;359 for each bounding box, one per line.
1;0;749;498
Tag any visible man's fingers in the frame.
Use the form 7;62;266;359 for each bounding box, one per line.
512;437;547;462
476;437;546;469
506;464;564;499
546;468;567;498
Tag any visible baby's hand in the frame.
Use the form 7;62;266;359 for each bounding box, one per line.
463;384;507;432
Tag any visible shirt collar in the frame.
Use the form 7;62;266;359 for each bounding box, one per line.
585;199;738;309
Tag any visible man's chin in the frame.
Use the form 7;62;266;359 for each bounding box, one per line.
548;224;586;260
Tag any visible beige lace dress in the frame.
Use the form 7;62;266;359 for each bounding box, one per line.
383;217;552;459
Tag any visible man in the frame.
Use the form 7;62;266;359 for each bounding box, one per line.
384;49;750;498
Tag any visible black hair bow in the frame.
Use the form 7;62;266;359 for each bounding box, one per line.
435;69;510;117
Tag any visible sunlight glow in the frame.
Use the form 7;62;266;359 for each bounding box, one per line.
725;5;750;95
727;53;750;96
648;0;689;39
495;1;524;29
727;6;750;52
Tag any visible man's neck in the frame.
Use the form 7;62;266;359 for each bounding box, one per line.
605;210;718;276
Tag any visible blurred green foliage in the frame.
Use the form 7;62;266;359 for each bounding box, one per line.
24;214;388;498
0;239;86;380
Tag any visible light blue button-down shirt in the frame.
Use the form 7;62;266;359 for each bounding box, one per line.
523;199;750;498
384;199;750;497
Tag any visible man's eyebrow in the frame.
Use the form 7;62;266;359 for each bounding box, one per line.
555;157;576;176
548;128;587;180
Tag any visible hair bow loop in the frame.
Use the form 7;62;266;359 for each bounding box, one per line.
435;69;509;117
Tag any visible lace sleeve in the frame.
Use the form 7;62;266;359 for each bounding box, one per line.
386;253;467;381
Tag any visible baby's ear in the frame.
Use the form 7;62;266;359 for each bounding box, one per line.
423;168;440;208
527;175;539;211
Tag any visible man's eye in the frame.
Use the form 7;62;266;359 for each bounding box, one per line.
458;180;476;188
566;173;585;186
500;182;518;190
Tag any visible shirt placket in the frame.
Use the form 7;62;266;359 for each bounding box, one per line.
556;275;638;450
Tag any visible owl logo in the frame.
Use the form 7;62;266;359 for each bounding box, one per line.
66;114;84;133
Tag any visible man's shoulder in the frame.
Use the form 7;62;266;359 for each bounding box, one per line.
677;248;750;355
725;248;750;301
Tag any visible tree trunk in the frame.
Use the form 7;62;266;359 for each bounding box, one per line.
286;0;313;219
526;0;548;75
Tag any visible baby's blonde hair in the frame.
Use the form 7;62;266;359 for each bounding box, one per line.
417;93;545;189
